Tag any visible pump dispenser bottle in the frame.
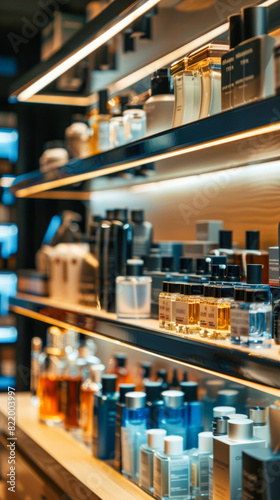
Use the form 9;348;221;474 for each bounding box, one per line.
144;69;174;136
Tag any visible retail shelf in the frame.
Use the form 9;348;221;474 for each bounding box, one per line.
0;393;150;500
10;293;280;394
9;95;280;198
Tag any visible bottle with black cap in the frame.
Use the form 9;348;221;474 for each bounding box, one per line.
165;282;182;331
114;383;136;471
79;217;101;306
185;284;204;334
157;368;169;391
144;380;164;428
89;89;111;154
235;230;269;283
93;374;119;460
239;288;272;348
105;208;133;312
210;264;227;283
234;5;274;107
144;68;175;136
207;285;234;339
116;259;151;319
121;391;149;479
95;212;112;309
221;14;243;110
226;264;241;284
109;352;133;389
131;209;153;258
210;230;236;265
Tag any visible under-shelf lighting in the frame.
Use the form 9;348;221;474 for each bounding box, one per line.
12;119;280;197
12;0;161;103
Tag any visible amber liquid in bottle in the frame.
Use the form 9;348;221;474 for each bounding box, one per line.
63;377;82;428
187;298;200;333
38;375;64;423
80;387;95;443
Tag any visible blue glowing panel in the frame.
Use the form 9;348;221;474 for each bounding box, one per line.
0;224;18;258
0;377;16;390
0;129;18;163
0;327;17;343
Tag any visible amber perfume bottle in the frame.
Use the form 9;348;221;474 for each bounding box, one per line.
199;285;214;337
109;352;133;390
80;364;105;444
88;89;111;154
38;327;68;423
207;286;234;339
62;347;87;429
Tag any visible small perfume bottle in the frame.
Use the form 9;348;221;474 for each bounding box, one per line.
168;283;183;332
116;259;152;319
199;285;214;337
37;327;68;424
123;106;146;142
153;435;191;500
121;391;149;480
234;231;269;283
221;14;243;110
170;283;187;333
93;374;119;460
89;89;111;154
62;353;87;430
80;364;105;444
189;431;213;500
139;428;167;494
159;390;187;448
230;287;246;345
249;406;270;447
239;289;272;348
186;284;203;334
115;383;136;471
144;380;164;429
207;285;234;340
171;57;201;127
187;401;204;449
31;337;42;407
158;281;171;329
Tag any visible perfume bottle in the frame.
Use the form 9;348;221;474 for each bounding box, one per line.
37;327;68;424
189;431;213;499
62;352;87;430
109;103;131;148
187;401;204;449
31;337;42;407
153;435;191;500
109;352;132;390
159;390;187;448
249;406;270;447
79;233;99;306
157;369;169;391
221;14;243;110
207;285;234;340
234;6;275;107
145;380;164;429
199;285;215;337
187;42;228;119
139;428;167;494
166;282;182;331
89;89;111;154
93;374;119;460
144;69;175;136
170;369;180;391
210;229;235;264
131;209;153;258
95;216;111;309
239;289;272;348
116;259;151;319
80;363;105;444
171;57;201;128
170;282;187;333
159;281;171;328
115;383;136;471
121;391;149;480
213;419;265;500
180;381;198;404
123;105;146;141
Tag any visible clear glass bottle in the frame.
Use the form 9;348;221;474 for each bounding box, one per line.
144;69;175;136
199;285;214;337
121;391;149;481
116;259;151;319
171;57;201;128
37;327;68;424
159;390;187;448
230;287;246;345
31;337;42;407
123;106;146;141
88;89;111;155
207;285;234;340
166;282;182;331
80;363;105;444
62;351;87;430
170;282;185;333
115;383;136;472
153;435;191;500
109;114;131;148
239;289;272;348
139;428;167;494
187;42;228;119
159;281;171;329
189;431;213;500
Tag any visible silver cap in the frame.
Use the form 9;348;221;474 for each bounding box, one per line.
31;337;42;353
90;364;105;383
228;419;253;442
125;391;146;409
249;406;268;425
162;390;184;409
217;389;239;406
212;416;229;436
46;326;68;351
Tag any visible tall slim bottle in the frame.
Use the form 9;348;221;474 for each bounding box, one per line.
93;374;119;460
114;383;136;472
80;364;105;444
31;337;42;407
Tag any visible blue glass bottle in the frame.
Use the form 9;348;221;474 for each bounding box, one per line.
144;380;164;429
187;401;204;449
180;381;198;427
159;390;187;448
114;383;136;471
121;391;149;480
93;374;119;460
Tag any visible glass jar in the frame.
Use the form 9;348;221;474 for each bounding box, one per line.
109;115;132;148
171;57;201;128
116;259;152;319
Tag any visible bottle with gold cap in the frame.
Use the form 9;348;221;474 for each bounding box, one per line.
30;337;42;407
37;327;68;423
171;57;201;128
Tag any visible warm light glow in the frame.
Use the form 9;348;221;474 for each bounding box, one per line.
14;0;161;102
12;119;280;197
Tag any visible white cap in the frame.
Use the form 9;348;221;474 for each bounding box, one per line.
228;419;253;442
229;414;248;420
164;436;183;456
147;429;167;449
213;406;236;418
198;432;213;452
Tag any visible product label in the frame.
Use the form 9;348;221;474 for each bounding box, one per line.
173;75;184;127
231;308;250;337
159;297;166;321
221;50;234;109
139;449;153;491
200;303;208;328
121;427;133;476
208;305;218;329
165;298;172;321
168;459;190;498
198;456;210;494
153;456;163;498
175;301;188;325
208;456;213;500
